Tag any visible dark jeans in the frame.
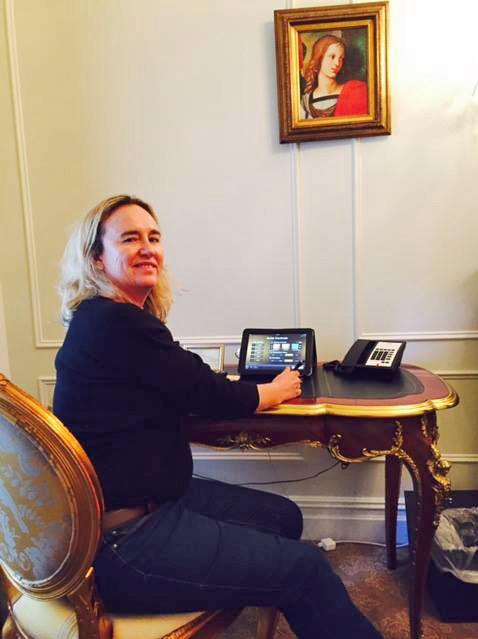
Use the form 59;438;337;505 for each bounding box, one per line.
95;478;382;639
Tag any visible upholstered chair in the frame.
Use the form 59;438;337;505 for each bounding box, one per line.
0;373;278;639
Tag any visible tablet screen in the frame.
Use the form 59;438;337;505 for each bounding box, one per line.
238;328;315;377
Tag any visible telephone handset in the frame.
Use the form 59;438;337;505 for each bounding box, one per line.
326;339;406;378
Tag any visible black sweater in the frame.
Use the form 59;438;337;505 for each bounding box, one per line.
53;297;258;509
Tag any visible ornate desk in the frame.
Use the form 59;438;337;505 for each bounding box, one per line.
187;364;458;639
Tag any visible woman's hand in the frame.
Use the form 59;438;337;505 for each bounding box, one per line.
257;368;302;411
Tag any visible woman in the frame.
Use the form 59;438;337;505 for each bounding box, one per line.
301;34;368;119
53;194;382;638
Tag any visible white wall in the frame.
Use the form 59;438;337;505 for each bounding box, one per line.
1;0;478;541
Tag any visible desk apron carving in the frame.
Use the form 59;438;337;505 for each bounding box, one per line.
217;431;272;450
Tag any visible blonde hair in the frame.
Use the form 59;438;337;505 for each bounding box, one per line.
59;195;173;325
303;35;346;94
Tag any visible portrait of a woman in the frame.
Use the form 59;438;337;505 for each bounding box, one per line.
300;34;368;119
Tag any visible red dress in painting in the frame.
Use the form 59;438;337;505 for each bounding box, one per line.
301;80;368;119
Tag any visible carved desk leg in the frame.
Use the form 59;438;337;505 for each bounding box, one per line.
401;414;451;639
385;455;402;570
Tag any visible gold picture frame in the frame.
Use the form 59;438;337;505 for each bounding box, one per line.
274;2;390;143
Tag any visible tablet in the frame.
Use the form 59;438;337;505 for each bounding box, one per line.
238;328;316;378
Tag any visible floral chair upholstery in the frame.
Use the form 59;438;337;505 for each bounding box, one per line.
0;374;278;639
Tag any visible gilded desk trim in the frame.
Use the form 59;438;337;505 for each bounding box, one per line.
260;383;458;418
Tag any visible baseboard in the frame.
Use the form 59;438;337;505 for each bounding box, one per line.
290;495;409;544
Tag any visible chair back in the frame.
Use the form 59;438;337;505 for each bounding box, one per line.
0;373;278;639
0;373;103;600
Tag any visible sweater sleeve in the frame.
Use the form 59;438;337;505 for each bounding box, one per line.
93;302;259;419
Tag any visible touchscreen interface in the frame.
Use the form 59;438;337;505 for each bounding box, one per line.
244;332;308;372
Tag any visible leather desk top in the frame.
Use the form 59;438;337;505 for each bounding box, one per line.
257;364;458;418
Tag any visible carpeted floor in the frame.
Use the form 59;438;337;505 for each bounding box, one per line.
1;543;476;638
223;543;478;638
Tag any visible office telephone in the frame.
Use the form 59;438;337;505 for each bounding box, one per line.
326;339;406;378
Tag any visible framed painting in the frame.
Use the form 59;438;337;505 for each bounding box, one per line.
274;2;390;143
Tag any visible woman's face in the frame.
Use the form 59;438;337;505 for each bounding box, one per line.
95;204;164;307
320;43;345;79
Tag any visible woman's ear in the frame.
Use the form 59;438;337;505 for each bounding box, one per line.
94;257;104;271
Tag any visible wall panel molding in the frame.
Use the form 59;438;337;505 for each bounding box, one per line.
292;495;408;542
370;453;478;464
352;139;478;342
38;375;56;409
290;143;303;326
361;330;478;341
178;336;240;346
291;494;405;513
193;450;304;461
352;136;478;343
197;451;478;464
445;454;478;463
352;138;362;340
0;283;10;376
438;371;478;379
5;0;59;349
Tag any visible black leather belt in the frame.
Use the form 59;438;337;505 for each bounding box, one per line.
103;502;158;532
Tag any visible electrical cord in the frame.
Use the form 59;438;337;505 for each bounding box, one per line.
334;539;409;548
317;538;409;551
193;460;340;486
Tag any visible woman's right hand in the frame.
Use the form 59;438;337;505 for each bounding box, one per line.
257;368;302;411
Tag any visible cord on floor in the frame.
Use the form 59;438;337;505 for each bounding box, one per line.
317;537;409;551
